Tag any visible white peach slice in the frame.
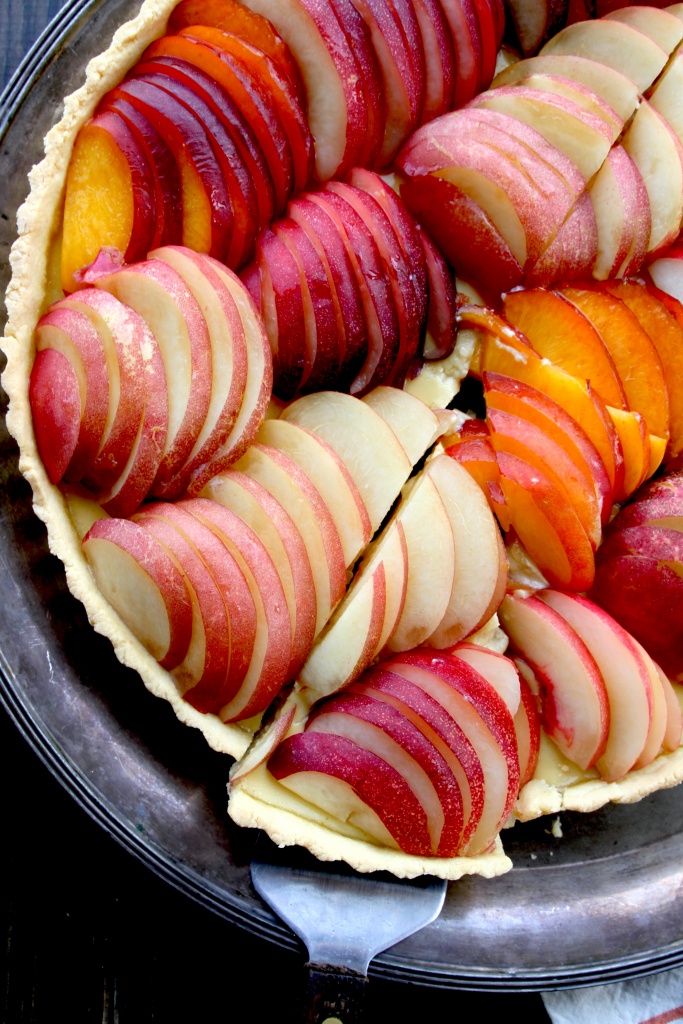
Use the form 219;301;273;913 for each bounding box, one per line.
82;516;192;670
498;592;609;771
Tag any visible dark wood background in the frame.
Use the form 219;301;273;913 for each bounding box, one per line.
0;3;555;1020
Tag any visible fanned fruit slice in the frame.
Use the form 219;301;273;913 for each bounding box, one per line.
268;645;520;858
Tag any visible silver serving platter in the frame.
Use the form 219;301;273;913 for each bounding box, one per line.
2;0;683;992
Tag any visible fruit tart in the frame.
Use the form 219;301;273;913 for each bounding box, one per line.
3;0;683;882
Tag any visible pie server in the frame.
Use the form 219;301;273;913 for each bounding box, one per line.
251;833;447;1024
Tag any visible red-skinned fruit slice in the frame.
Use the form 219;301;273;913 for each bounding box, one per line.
268;730;432;854
306;690;465;856
82;517;193;671
61;109;157;292
498;592;610;772
384;649;520;856
348;667;485;854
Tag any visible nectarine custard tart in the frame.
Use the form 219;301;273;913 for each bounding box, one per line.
4;0;683;879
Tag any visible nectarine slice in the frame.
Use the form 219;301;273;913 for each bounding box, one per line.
557;283;670;442
502;287;627;410
483;372;613;525
61;110;156;292
496;449;596;592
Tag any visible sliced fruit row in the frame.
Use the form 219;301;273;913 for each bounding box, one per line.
265;643;534;857
296;452;507;705
499;588;683;781
242;168;457;399
61;0;315;290
396;5;683;302
30;246;271;516
61;0;505;290
81;386;442;724
592;469;683;682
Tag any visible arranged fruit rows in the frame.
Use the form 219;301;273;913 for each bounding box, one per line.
442;274;683;594
396;4;683;304
62;0;505;290
12;0;683;870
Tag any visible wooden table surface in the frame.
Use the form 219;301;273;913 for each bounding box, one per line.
0;3;555;1020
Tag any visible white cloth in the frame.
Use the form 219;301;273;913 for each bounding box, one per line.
542;966;683;1024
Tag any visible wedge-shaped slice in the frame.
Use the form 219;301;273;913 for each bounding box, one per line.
132;504;234;709
82;517;193;671
496;449;596;592
256;417;371;567
538;590;654;781
192;470;316;679
168;0;307;106
489;403;602;557
557;283;670;443
280;390;417;532
351;665;484;853
61;110;157;292
305;692;464;856
109;76;234;260
512;667;541;789
492;53;640;123
183;498;292;722
446;644;521;717
425;454;508;646
139;500;257;711
386;650;519;856
29;349;82;485
348;0;425;165
269;731;431;853
463;304;624;498
490;73;623;136
483;371;613;524
603;6;683;54
141;33;293;216
323;180;422;386
186;256;272;492
300;463;459;700
412;0;457;121
360;385;441;466
204;442;345;639
398;173;524;305
498;592;609;771
621;99;683;258
606;407;653;501
588;145;651;281
540;19;669;94
33;306;110;484
60;289;146;494
238;0;384;179
147;246;249;496
502;287;627;411
179;25;314;198
467;84;614;180
93;257;213;492
311;187;399;394
600;282;683;464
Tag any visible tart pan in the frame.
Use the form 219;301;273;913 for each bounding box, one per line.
2;0;683;992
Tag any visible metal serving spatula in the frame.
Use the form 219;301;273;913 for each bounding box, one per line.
251;834;447;1024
